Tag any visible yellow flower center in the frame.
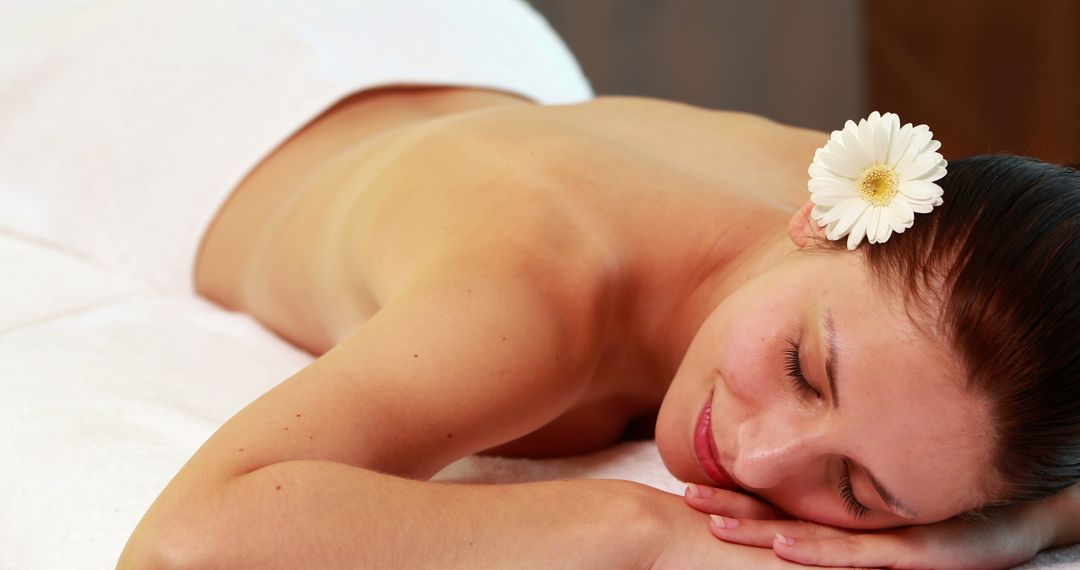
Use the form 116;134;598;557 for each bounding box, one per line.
857;165;899;206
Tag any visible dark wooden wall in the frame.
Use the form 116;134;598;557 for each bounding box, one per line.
526;0;866;132
866;0;1080;163
528;0;1079;164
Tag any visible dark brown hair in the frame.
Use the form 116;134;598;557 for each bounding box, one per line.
820;154;1080;508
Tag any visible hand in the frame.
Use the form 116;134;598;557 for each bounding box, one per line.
641;486;860;570
683;483;1052;569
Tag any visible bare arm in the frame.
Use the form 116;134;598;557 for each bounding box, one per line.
121;461;659;569
118;252;667;568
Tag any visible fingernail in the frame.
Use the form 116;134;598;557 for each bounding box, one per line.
686;483;714;498
773;531;796;546
709;514;741;529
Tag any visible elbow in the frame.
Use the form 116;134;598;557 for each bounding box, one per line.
117;527;212;570
118;505;221;570
116;540;183;570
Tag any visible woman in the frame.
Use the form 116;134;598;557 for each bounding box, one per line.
19;2;1068;568
113;95;1080;568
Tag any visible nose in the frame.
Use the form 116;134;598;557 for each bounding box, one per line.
731;411;827;489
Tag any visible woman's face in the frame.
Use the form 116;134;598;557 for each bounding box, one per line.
655;249;998;529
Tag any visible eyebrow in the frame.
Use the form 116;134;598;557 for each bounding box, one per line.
823;308;920;521
824;310;840;407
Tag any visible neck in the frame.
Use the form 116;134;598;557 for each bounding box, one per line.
628;211;798;387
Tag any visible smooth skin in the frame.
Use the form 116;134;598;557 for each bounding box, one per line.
118;87;1079;568
685;483;1080;569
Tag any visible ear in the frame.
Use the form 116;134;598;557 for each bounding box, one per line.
788;201;825;249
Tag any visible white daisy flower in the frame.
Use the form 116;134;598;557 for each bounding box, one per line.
808;111;947;250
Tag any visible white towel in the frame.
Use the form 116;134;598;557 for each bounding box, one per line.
0;0;592;296
3;231;1079;569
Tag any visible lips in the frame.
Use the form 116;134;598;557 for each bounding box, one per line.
693;392;740;490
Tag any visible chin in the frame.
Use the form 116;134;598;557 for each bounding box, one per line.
653;384;699;484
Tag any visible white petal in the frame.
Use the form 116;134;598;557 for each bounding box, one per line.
814;207;843;228
814;198;856;226
811;155;845;181
824;138;847;157
808;188;857;202
888;198;915;227
901;153;946;181
873;115;894;164
910;165;947;183
846;207;872;250
876;222;896;244
875;207;891;243
808;177;857;195
814;199;847;233
841;121;871;165
889;208;915;233
811;193;854;208
875;206;894;243
858;118;876;165
809;161;853;183
828;199;869;240
811;193;850;208
898;180;943;202
894;125;932;173
885;123;915;165
883;113;901;132
866;207;882;243
817;146;863;179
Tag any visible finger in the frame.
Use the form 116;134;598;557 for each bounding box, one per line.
707;515;856;549
683;483;788;519
772;533;913;569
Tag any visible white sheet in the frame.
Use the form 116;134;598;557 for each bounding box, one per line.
0;0;592;297
3;232;1079;569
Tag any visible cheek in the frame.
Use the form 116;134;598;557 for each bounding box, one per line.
760;483;835;521
761;480;889;530
714;305;794;404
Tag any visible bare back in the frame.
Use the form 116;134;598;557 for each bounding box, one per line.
194;87;828;458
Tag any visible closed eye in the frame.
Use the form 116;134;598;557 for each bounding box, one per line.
838;458;872;520
784;337;821;399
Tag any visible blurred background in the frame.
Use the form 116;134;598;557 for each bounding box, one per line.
526;0;1079;165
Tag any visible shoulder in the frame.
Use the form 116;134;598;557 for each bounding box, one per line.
305;232;621;477
381;210;624;363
